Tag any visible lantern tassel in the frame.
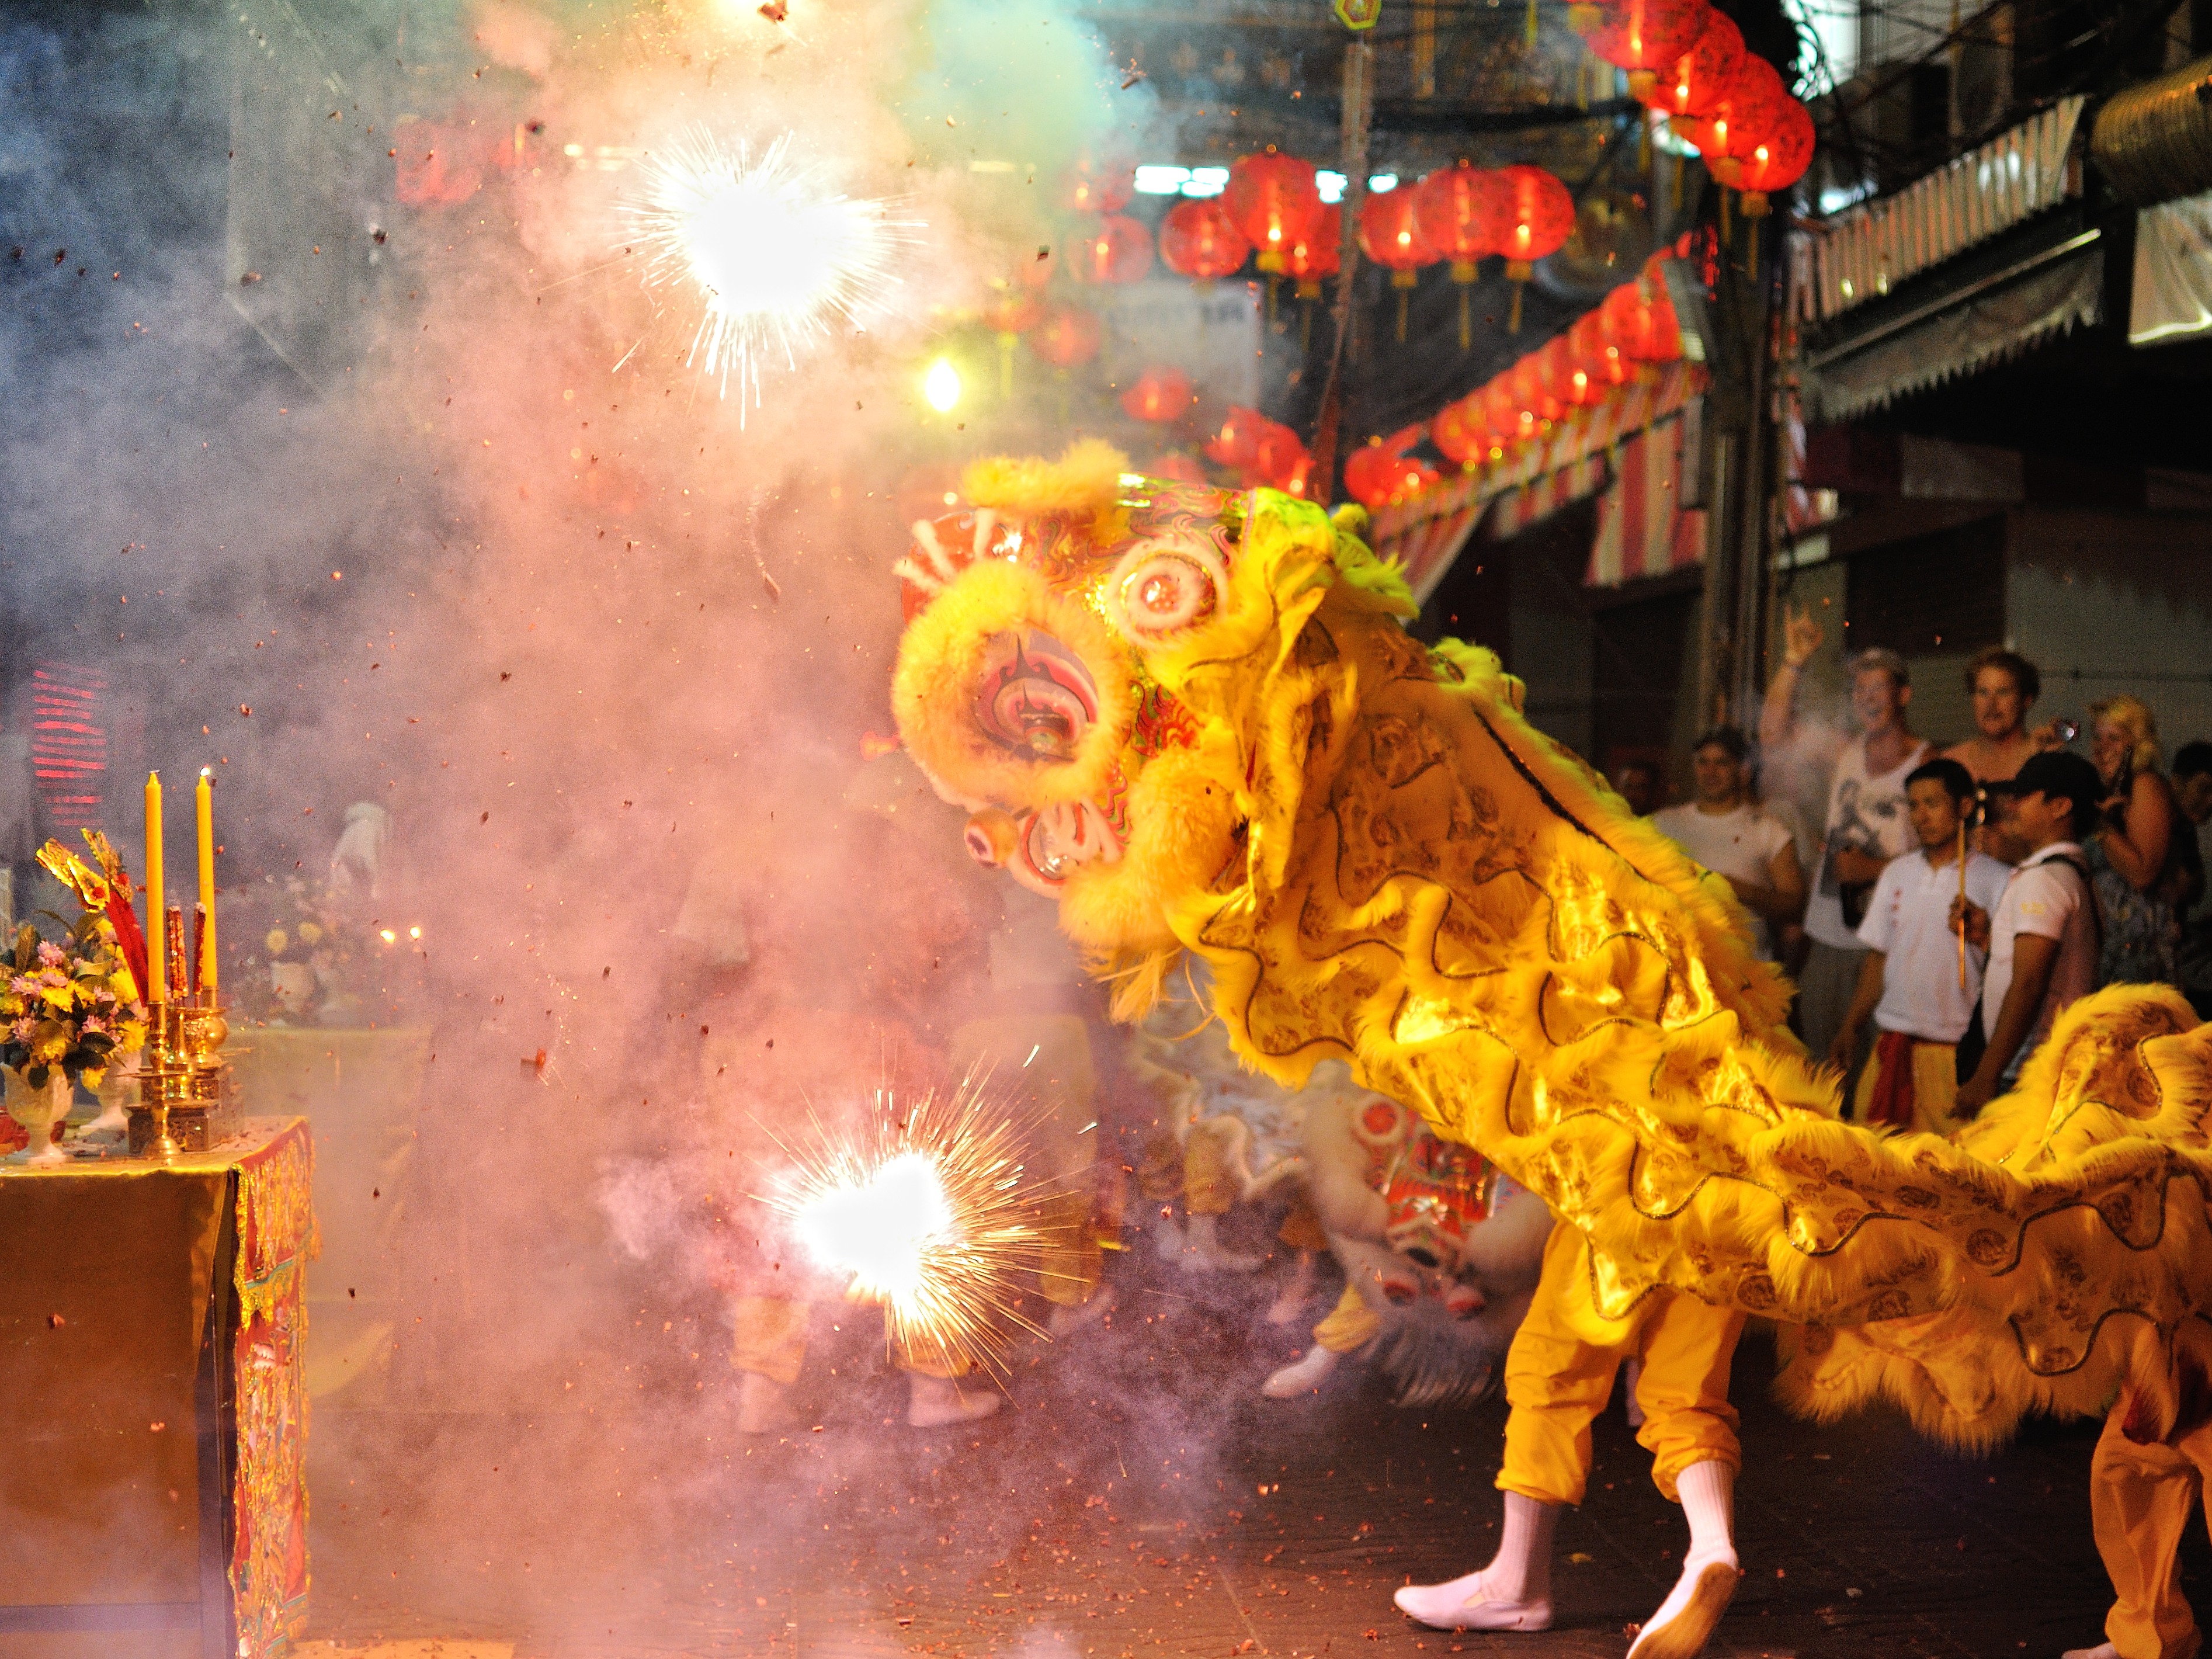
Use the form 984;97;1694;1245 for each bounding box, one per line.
1301;298;1315;356
1459;284;1471;351
1266;275;1279;329
1397;286;1410;343
1525;0;1539;48
1508;280;1524;334
1719;183;1731;244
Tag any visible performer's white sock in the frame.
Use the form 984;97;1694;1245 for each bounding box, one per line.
735;1370;797;1435
1678;1460;1735;1563
1627;1461;1738;1659
2061;1646;2119;1659
1393;1491;1557;1630
1260;1344;1341;1397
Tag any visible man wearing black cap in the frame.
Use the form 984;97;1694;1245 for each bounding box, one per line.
1951;751;2105;1116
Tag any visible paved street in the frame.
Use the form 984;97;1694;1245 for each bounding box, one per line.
301;1248;2201;1659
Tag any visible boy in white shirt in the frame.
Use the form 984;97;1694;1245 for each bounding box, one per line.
1651;728;1805;962
1829;758;2009;1133
1953;751;2103;1116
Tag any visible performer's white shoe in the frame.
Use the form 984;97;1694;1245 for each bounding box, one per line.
735;1371;798;1435
1395;1491;1558;1632
1261;1345;1341;1398
906;1373;1002;1428
1180;1213;1263;1273
1393;1568;1553;1632
2060;1645;2120;1658
1626;1460;1739;1659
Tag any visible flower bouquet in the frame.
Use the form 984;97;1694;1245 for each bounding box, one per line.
34;833;153;1143
0;917;147;1165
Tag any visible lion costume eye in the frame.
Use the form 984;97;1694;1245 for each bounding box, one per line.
973;630;1100;762
1105;537;1224;641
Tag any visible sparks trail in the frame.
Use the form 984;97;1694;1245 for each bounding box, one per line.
617;129;916;420
753;1072;1060;1384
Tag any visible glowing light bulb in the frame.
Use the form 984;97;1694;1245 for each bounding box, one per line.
923;356;961;413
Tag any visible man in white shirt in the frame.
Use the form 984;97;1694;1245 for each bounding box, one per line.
1953;751;2104;1116
1651;728;1804;962
1759;609;1929;1069
1829;759;2009;1134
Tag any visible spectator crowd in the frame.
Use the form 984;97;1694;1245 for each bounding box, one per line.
1615;609;2212;1127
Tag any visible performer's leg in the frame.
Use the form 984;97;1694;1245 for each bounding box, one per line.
1624;1294;1747;1659
1910;1040;1964;1137
1263;1283;1376;1397
1397;1223;1615;1632
730;1295;808;1434
1268;1198;1328;1325
1181;1122;1262;1272
2078;1405;2203;1659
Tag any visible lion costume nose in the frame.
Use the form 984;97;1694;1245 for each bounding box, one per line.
963;809;1019;869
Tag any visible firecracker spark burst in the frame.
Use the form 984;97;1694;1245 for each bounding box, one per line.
763;1078;1052;1382
621;129;909;411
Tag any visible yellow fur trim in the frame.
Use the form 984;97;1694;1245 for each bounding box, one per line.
1059;734;1242;967
963;439;1128;522
891;559;1131;812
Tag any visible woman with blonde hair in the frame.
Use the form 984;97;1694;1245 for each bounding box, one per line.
2085;693;2184;988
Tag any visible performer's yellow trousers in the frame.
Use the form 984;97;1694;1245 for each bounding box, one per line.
728;1296;967;1383
2091;1403;2212;1659
1499;1221;1745;1507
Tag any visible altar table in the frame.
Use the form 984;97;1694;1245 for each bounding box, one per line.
0;1118;313;1659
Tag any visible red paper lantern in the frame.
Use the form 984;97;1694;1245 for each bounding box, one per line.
1569;307;1633;391
1282;202;1342;296
1142;451;1210;486
981;289;1044;336
1060;157;1134;215
1581;0;1711;78
1121;366;1193;423
1540;332;1607;408
1508;356;1565;426
1226;152;1324;272
1481;381;1536;450
1343;429;1440;509
1069;213;1155;284
1600;270;1683;365
1730;95;1815;211
1248;419;1314;495
1675;54;1789;171
1644;9;1745;119
1159;197;1252;280
1481;165;1576;275
1413;162;1502;278
1431;397;1486;466
1029;305;1102;369
1358;187;1439;284
1203;405;1265;468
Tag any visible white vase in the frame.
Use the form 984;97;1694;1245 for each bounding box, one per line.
80;1057;137;1142
5;1070;72;1167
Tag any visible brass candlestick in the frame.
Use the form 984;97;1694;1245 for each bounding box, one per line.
138;1004;192;1160
132;999;231;1159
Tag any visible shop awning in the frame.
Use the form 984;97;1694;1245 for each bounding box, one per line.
1796;237;2103;423
1793;97;2086;325
2130;188;2212;345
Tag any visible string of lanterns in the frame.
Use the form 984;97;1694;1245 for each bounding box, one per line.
1345;244;1687;510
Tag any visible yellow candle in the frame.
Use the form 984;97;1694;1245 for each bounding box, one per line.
196;769;217;1001
144;772;166;1005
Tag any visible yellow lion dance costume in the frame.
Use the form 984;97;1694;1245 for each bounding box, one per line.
890;445;2212;1659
